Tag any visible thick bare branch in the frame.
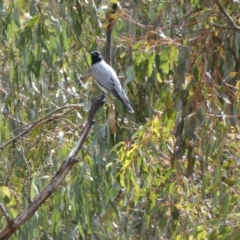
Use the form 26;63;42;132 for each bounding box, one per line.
0;96;105;240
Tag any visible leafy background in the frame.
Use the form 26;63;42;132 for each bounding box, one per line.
0;0;240;239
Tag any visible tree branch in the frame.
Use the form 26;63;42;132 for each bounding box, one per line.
0;204;11;225
106;3;118;64
0;104;83;150
95;3;124;226
215;0;240;32
0;96;105;240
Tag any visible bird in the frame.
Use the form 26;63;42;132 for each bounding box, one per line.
90;51;134;113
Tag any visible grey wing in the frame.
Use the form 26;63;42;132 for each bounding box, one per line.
91;61;120;93
96;74;130;106
91;61;134;113
108;78;130;103
98;67;131;104
110;82;134;113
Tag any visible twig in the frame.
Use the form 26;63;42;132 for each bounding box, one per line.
215;0;240;32
0;204;12;224
207;22;240;30
0;104;83;150
106;3;118;65
20;143;33;204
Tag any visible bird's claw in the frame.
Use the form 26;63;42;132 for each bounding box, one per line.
99;92;106;101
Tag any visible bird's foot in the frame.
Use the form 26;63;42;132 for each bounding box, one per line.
98;92;106;102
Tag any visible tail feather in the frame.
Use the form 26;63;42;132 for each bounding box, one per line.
111;88;134;113
123;102;134;113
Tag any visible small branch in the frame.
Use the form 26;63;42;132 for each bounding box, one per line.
207;21;240;30
215;0;240;32
0;104;83;150
106;3;118;64
98;188;125;224
114;188;125;202
0;97;105;240
20;144;32;204
0;204;12;225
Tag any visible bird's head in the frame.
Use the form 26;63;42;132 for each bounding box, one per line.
91;51;103;65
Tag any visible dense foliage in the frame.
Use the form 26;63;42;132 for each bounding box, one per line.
0;0;240;239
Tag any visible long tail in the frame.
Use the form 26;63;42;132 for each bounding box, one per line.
111;88;134;113
124;102;134;113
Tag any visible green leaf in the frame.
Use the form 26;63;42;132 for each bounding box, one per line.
218;225;232;237
125;65;135;86
147;53;155;77
219;194;230;215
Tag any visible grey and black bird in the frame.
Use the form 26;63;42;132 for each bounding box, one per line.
90;51;134;113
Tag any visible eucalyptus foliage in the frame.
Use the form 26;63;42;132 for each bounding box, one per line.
1;0;240;239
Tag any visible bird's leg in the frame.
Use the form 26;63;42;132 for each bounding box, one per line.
99;91;106;101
